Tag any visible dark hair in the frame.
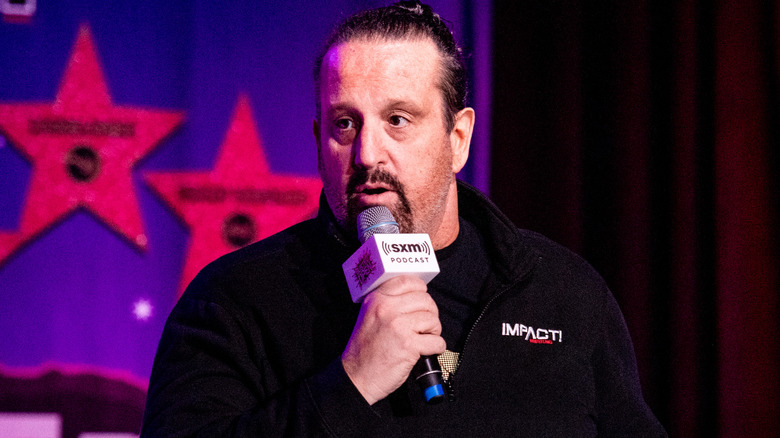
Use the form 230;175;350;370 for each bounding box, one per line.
313;1;467;132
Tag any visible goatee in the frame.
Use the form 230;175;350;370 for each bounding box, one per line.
346;168;413;234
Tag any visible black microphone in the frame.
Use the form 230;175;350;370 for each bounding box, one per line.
342;206;445;404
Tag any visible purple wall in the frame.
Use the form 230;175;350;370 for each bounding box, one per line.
0;0;491;399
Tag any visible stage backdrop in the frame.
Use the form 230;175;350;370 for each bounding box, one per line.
491;1;778;436
0;1;492;436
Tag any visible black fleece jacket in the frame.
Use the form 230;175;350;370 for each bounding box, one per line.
141;181;666;437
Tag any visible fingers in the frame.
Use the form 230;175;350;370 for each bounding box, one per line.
365;275;439;318
416;333;447;357
386;308;442;337
372;275;428;297
341;275;445;405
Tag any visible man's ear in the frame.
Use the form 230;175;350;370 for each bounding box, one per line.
450;107;475;173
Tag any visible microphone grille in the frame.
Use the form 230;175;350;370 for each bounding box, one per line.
357;206;400;243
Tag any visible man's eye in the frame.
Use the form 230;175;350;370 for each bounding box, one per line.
389;115;409;127
335;118;354;130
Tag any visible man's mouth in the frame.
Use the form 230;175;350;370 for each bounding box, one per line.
346;169;404;207
361;187;390;195
353;183;394;197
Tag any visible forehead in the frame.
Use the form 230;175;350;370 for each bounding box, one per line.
320;37;442;106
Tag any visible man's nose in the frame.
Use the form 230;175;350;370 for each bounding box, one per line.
352;123;386;169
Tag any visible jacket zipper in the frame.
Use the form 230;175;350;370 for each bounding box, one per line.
445;259;539;402
445;283;511;402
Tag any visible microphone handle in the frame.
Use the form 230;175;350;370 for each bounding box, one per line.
413;355;445;403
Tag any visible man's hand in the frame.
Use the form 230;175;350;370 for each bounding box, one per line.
341;275;446;405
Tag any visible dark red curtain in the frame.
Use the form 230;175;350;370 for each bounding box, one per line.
490;1;779;436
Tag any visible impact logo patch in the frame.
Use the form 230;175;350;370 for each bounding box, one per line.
501;322;563;344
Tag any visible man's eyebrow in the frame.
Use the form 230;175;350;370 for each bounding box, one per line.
325;103;358;117
323;99;425;118
384;99;424;114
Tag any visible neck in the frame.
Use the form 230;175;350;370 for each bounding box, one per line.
430;181;460;250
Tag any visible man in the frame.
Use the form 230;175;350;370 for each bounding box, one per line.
142;2;666;436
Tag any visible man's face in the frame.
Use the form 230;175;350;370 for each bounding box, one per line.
315;37;463;241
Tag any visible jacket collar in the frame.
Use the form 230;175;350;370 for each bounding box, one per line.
454;180;539;284
315;180;539;283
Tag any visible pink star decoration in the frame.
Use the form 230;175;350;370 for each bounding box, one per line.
145;95;322;297
0;25;184;264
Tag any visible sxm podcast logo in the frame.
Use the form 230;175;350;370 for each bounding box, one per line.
380;240;432;256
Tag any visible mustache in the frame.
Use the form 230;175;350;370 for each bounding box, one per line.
346;168;403;196
344;168;413;234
